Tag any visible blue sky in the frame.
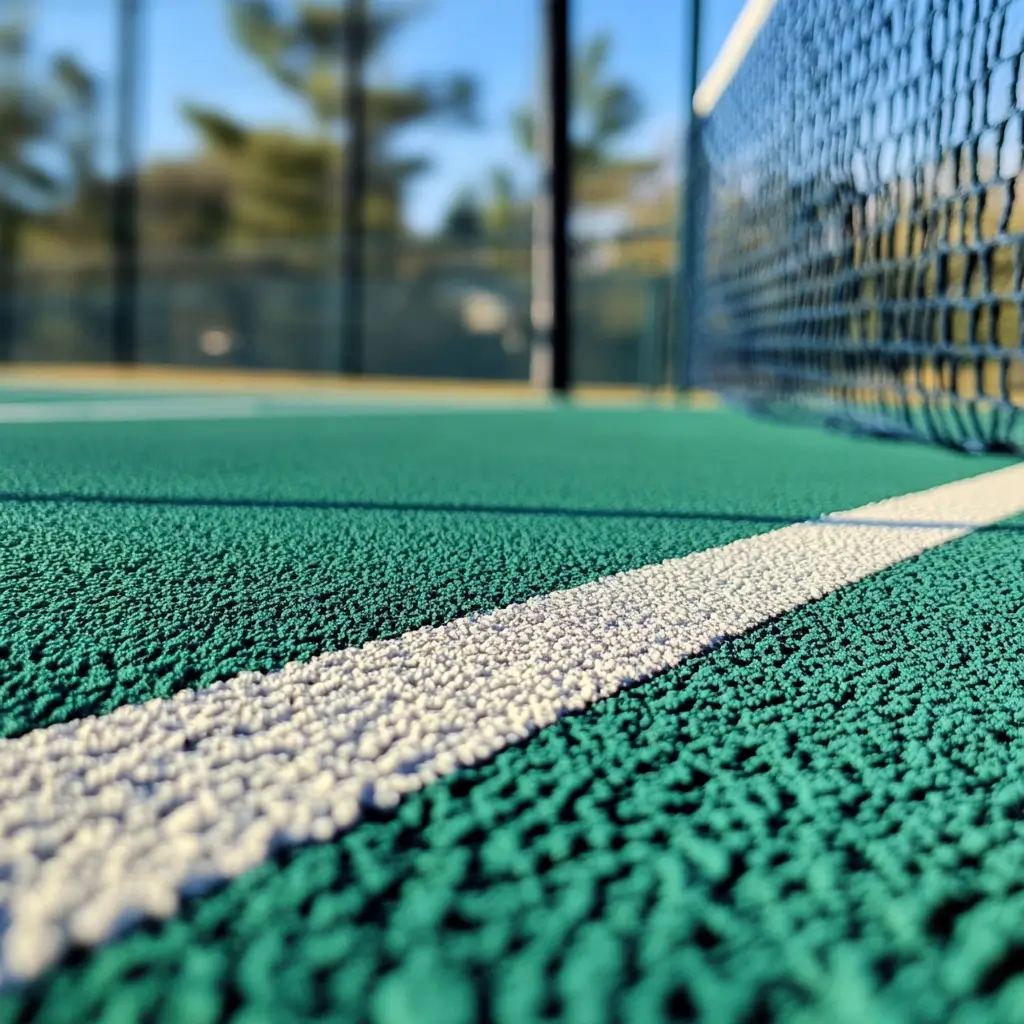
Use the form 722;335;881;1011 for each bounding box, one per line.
26;0;746;232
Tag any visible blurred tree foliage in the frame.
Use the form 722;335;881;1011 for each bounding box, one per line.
455;31;668;280
12;5;671;267
172;0;478;252
511;33;657;213
16;0;480;260
0;16;105;357
6;2;675;378
610;168;677;272
441;189;484;243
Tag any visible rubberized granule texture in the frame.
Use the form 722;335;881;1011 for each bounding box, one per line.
1;409;1008;742
4;514;1024;1023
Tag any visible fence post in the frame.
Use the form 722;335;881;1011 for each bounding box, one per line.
640;275;670;392
530;0;571;394
677;116;708;391
341;0;367;376
112;0;141;365
672;0;703;392
0;207;16;363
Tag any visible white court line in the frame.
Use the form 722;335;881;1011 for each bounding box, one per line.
0;396;549;423
2;464;1024;984
0;397;264;422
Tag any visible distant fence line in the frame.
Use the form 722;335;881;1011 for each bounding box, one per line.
8;232;674;386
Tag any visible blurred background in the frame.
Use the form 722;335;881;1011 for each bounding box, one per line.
0;0;742;389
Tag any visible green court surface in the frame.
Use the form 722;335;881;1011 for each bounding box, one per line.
1;396;1023;1023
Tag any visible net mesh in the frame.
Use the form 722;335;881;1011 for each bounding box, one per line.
690;0;1024;453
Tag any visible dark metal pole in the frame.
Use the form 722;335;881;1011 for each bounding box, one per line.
0;205;16;364
530;0;571;394
673;0;703;391
112;0;140;365
548;0;571;394
341;0;366;376
0;8;20;361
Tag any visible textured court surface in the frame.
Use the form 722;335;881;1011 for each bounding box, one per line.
1;395;1023;1022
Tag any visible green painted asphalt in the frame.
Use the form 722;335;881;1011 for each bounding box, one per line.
0;404;1022;1023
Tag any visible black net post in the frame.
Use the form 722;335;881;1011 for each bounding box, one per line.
530;0;571;394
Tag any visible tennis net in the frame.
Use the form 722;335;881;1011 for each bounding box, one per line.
687;0;1024;453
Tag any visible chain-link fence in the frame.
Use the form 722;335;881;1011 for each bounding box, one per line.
0;0;683;389
9;236;672;384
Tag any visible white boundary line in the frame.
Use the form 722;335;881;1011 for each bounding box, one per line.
693;0;780;117
2;463;1024;984
0;397;550;424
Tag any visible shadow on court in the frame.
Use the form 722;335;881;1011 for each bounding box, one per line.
0;491;1022;533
